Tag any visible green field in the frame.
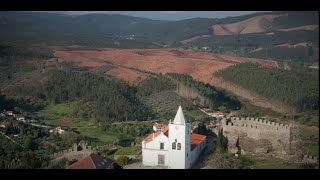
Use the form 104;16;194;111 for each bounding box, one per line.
114;146;141;155
300;128;319;156
77;127;118;144
37;101;92;120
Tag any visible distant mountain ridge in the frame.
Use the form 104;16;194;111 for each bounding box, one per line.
0;11;318;62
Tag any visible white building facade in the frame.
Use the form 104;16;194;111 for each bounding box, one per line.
142;106;207;169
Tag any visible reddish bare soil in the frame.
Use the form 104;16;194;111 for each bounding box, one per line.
180;35;210;44
250;47;264;53
105;67;148;85
212;14;286;35
278;25;319;32
275;42;309;48
53;47;277;87
299;124;319;134
55;118;73;126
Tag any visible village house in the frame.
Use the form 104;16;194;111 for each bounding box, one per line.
142;106;207;169
226;112;236;119
0;121;11;128
15;115;25;122
49;126;66;134
4;111;13;116
212;111;225;119
68;153;115;169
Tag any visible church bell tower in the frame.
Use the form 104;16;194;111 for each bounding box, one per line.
168;106;191;169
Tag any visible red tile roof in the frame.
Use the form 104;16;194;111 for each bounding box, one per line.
143;126;206;151
191;133;206;151
67;153;114;169
144;125;169;143
1;121;11;126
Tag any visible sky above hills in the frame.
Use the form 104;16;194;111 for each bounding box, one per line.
51;11;260;21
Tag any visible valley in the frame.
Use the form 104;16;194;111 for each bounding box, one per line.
0;11;318;169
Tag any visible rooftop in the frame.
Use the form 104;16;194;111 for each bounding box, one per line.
67;153;114;169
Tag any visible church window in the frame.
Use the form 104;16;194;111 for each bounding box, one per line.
172;142;176;150
177;143;181;150
160;143;164;150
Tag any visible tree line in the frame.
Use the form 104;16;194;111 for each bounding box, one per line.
166;73;241;110
214;63;319;112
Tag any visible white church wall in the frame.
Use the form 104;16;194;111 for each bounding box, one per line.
141;106;207;169
142;149;169;166
142;133;169;166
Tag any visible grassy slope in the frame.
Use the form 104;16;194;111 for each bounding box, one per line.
299;128;319;156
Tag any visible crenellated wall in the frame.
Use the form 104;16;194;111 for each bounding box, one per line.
222;117;303;158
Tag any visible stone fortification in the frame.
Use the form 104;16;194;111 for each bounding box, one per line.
222;117;303;159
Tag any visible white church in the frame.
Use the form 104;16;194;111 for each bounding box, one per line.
142;106;207;169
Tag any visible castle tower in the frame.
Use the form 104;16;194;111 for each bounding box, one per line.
168;106;191;169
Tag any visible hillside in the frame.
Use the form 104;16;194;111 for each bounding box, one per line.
214;63;319;115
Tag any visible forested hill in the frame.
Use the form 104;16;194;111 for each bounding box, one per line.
0;11;318;45
214;63;319;113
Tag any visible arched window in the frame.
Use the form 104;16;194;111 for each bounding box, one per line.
177;143;181;150
172;142;176;150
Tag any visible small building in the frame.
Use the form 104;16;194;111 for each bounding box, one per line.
68;153;115;169
226;112;236;119
4;111;13;116
49;126;66;134
15;115;25;121
213;112;225;119
0;121;11;128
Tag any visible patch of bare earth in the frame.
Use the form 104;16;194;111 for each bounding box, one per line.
275;42;309;48
180;34;210;44
52;47;282;113
212;14;287;35
299;124;319;134
265;32;275;35
55;118;73;126
277;25;319;32
53;47;277;87
105;67;148;85
250;47;263;53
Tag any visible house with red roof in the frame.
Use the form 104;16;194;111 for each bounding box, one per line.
67;153;115;169
142;106;207;169
0;121;11;128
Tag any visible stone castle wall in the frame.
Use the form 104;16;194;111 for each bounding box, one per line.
222;117;303;158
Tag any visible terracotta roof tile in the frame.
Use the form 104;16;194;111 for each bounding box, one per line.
68;153;114;169
143;126;206;151
191;133;207;151
143;125;169;143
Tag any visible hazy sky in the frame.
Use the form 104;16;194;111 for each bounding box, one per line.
55;11;260;21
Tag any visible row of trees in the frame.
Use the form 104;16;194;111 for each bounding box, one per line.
214;63;319;112
0;44;54;61
166;73;241;110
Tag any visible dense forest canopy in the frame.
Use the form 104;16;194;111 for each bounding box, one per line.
214;63;319;112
